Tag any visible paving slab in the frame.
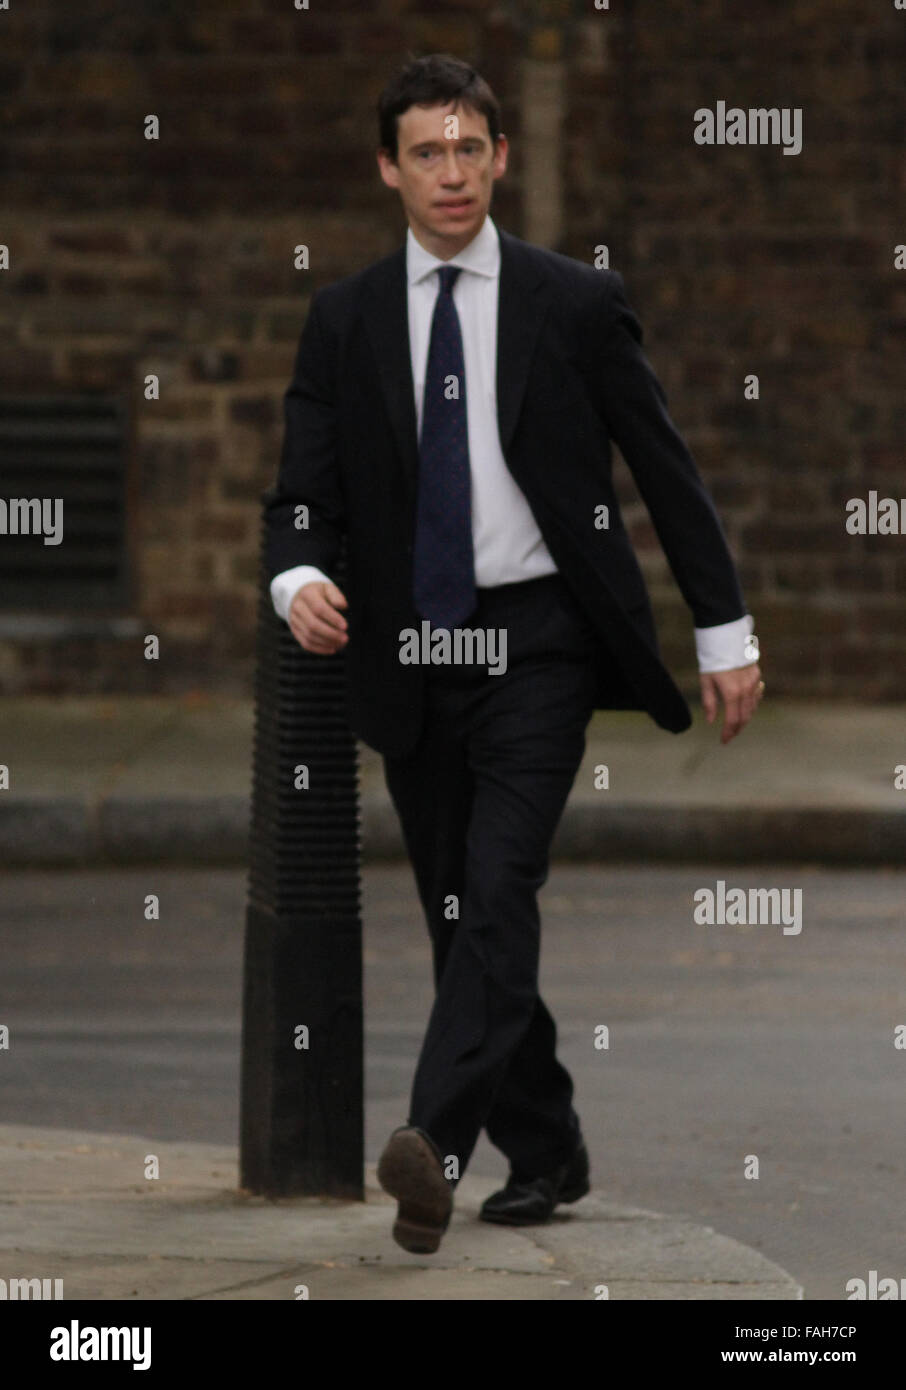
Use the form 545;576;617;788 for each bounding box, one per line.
0;1125;802;1301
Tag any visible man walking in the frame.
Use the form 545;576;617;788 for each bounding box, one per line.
264;54;763;1254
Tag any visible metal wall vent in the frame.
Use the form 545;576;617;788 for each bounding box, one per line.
0;395;129;609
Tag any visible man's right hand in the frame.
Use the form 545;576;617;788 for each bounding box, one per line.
287;580;349;654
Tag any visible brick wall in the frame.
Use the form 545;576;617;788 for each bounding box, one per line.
561;1;906;696
1;0;903;698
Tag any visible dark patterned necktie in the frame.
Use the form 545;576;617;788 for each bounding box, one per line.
412;264;476;629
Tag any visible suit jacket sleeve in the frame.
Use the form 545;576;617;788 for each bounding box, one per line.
263;290;346;582
592;271;747;630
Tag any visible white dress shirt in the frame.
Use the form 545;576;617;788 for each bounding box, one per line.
270;214;755;672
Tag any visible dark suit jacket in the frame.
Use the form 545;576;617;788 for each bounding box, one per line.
263;225;748;757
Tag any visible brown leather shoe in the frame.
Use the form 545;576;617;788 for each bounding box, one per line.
377;1125;454;1254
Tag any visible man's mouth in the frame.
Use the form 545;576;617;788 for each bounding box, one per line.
436;199;473;210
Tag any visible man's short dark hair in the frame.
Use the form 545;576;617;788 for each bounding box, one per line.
377;53;501;162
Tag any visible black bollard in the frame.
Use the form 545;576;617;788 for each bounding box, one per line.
239;518;363;1199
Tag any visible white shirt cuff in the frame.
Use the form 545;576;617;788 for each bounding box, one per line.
695;614;758;673
270;565;332;622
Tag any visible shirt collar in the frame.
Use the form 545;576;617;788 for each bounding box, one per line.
406;213;500;287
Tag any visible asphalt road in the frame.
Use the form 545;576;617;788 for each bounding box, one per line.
2;862;904;1301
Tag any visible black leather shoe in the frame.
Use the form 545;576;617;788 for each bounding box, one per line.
479;1140;590;1226
377;1125;454;1254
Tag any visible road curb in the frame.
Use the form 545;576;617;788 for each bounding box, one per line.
3;793;905;866
0;1125;803;1301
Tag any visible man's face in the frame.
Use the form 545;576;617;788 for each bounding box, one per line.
377;100;508;257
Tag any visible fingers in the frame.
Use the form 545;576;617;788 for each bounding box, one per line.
720;689;745;744
307;587;348;638
739;670;762;725
289;581;349;654
322;581;348;616
713;666;763;743
700;674;719;724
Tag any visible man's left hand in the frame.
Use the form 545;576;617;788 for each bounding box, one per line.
700;664;764;745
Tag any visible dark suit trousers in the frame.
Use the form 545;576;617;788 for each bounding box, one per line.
382;572;600;1179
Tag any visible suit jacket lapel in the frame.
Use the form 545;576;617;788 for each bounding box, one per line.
495;228;549;457
359;225;550;498
360;246;419;493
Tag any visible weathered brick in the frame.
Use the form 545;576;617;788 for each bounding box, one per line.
755;603;849;640
49;228;135;255
68;350;137;389
195;517;251;544
152;394;216;422
0;348;57;386
229;395;278;427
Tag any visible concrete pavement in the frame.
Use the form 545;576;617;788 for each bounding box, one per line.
1;695;904;864
0;1125;801;1300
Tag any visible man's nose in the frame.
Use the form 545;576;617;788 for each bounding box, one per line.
439;149;466;182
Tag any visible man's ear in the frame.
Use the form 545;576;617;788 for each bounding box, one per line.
492;134;509;179
377;150;401;190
